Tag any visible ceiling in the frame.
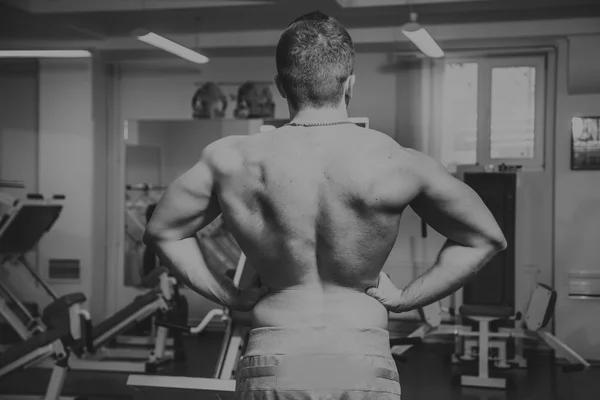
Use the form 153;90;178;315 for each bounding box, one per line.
1;0;599;42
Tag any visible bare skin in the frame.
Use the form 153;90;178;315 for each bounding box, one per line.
144;122;507;329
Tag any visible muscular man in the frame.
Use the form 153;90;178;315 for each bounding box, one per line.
144;11;507;400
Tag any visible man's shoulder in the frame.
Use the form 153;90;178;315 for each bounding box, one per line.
356;128;423;161
202;135;248;174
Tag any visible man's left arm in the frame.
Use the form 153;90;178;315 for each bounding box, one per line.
143;144;238;307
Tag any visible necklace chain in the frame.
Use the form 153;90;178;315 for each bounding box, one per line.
285;120;356;127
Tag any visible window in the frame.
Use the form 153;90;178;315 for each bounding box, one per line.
437;55;546;171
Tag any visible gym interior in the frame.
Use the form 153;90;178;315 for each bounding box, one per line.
0;0;599;399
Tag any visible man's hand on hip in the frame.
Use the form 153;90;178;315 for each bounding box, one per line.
365;271;404;313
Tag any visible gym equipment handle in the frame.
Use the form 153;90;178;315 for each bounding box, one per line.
82;316;95;354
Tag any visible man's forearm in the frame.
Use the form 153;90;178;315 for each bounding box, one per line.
393;239;502;313
148;236;238;307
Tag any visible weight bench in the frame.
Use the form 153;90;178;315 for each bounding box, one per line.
0;292;91;400
0;195;65;342
449;284;589;389
457;304;515;388
38;267;177;373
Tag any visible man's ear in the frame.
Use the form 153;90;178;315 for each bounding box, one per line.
346;74;356;99
344;74;356;106
274;74;287;99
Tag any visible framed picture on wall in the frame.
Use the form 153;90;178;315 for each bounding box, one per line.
571;116;600;170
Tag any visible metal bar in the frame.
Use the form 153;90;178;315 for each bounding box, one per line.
0;180;25;189
0;344;54;378
37;357;147;373
43;364;69;400
538;331;590;369
479;320;490;378
96;347;175;360
115;335;174;347
219;326;244;380
153;326;168;359
19;255;58;300
0;281;36;325
127;375;236;393
213;320;233;379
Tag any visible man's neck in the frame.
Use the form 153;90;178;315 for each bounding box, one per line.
290;106;349;125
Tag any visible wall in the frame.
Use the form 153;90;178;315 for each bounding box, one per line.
0;60;39;194
126;120;168;184
161;119;264;182
0;60;43;309
37;59;95;307
117;53;397;136
554;37;600;360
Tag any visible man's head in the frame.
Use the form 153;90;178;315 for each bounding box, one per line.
275;11;356;111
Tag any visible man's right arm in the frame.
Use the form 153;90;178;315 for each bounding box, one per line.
391;151;507;313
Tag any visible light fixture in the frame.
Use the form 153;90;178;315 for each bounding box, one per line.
401;13;444;59
136;31;209;64
0;50;91;58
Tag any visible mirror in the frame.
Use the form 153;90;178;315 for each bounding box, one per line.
122;118;264;287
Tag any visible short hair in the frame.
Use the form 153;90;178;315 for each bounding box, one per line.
276;11;355;109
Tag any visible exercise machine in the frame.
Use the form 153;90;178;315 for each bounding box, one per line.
0;192;179;373
422;284;590;389
153;251;249;378
408;170;590;389
0;292;92;400
37;266;181;373
126;251;250;400
460;283;589;388
0;193;65;344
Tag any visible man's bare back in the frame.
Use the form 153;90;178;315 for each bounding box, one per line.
143;11;508;399
143;11;510;399
212;125;417;328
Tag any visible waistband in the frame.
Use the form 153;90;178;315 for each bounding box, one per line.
244;326;392;358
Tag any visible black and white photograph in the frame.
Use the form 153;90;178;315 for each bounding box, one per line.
0;1;599;399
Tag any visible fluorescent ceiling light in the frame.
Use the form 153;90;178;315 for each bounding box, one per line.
401;13;444;58
0;50;91;58
136;31;209;64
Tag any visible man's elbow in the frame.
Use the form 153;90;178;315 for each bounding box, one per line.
487;233;508;253
143;224;161;247
143;222;187;246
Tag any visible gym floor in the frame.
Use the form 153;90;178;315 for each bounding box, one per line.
0;329;598;400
